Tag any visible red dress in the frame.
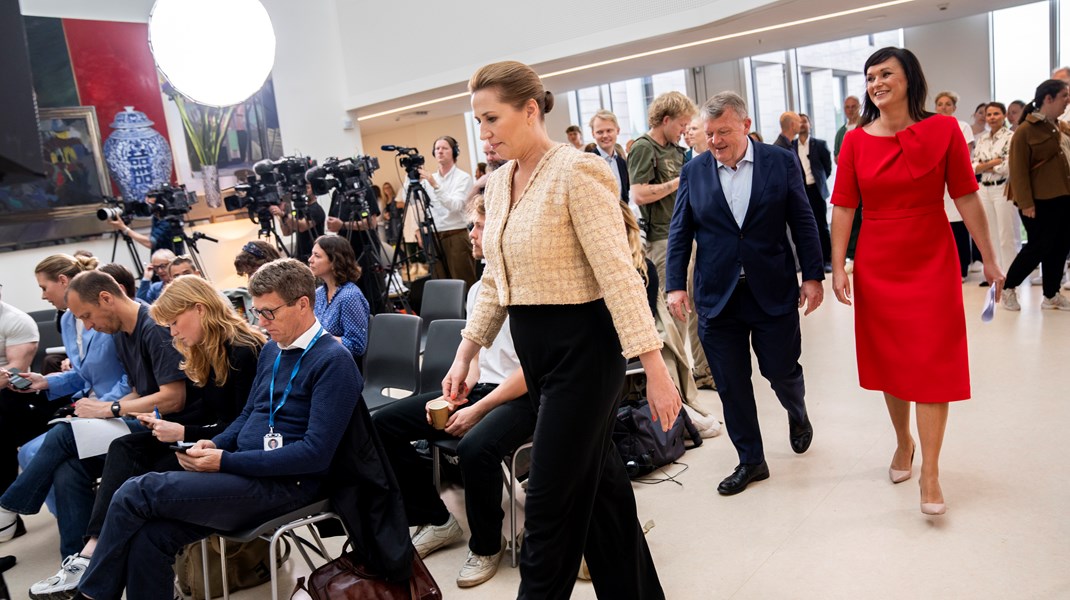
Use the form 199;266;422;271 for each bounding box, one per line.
831;115;979;402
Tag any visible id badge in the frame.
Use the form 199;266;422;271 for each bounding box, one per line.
264;432;283;451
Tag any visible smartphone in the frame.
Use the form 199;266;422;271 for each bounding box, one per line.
169;442;195;453
6;369;32;391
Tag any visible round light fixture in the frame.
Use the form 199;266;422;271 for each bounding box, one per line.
148;0;276;107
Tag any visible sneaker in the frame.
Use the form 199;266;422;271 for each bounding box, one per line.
1041;293;1070;311
1063;279;1070;291
411;514;463;559
1002;289;1021;312
0;513;25;543
29;554;90;600
1031;271;1043;286
456;543;504;588
969;261;983;273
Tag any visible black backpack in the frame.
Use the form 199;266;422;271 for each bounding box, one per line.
613;400;702;478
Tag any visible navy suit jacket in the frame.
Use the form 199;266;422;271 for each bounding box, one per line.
586;146;630;205
665;141;824;320
792;136;833;199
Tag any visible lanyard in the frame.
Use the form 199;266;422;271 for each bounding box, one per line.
268;327;325;431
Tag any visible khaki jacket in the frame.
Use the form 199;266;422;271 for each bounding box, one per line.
1008;112;1070;209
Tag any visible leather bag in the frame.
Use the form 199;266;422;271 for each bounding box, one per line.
293;549;441;600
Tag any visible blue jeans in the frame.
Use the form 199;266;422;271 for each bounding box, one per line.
17;434;56;517
0;419;139;558
79;471;320;600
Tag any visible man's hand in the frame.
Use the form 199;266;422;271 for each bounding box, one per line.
60;358;72;372
666;290;691;322
799;280;824;316
268;205;286;218
105;218;126;231
178;439;220;472
74;398;114;419
444;404;486;437
325;216;344;233
141;262;155;281
1022;206;1036;219
0;370;8;389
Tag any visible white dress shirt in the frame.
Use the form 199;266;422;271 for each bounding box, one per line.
972;124;1012;183
796;136;815;185
405;165;473;233
466;280;519;386
716;139;755;230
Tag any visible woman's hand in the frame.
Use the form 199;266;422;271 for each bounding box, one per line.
645;369;682;433
442;359;471;405
13;372;49;393
832;267;852;306
1022;206;1036;218
984;262;1006;303
137;414;186;443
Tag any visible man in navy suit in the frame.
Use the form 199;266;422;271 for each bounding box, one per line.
793;114;834;272
665;92;824;495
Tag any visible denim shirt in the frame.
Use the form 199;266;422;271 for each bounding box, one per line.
45;310;130;402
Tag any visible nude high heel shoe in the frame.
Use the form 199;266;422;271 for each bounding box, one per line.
888;444;915;484
921;502;947;516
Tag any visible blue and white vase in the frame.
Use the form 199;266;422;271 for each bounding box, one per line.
103;106;173;201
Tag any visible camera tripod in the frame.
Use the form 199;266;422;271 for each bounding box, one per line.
257;210;292;258
109;226;144;279
170;224;217;281
390;173;450;283
330;189;391;314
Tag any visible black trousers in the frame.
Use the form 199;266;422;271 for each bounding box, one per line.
0;390;67;492
509;301;663;600
84;432;180;540
950;221;972;277
371;386;536;556
1005;197;1070;298
698;280;808;466
805;184;831;264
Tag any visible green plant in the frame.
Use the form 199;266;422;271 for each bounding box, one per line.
164;83;234;169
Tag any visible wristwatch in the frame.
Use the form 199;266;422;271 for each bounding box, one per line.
111;401;121;417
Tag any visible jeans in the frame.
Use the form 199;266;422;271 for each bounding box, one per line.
79;470;320;600
17;434;56;517
0;419;138;558
372;386;536;556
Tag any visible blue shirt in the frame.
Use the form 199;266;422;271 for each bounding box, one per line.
45;310;130;402
313;282;370;357
136;280;163;304
715;138;755;229
212;324;360;478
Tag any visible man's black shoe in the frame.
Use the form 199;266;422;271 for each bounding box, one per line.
789;417;813;454
717;461;770;495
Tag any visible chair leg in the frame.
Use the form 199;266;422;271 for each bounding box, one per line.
219;537;230;600
432;445;441;491
288;530;318;572
200;538;211;600
307;523;331;558
268;532;280;600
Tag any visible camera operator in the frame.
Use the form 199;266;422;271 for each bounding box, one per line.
326;186;386;315
269;184;326;264
104;198;177;254
404;135;477;286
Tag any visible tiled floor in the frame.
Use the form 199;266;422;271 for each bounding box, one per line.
3;279;1068;599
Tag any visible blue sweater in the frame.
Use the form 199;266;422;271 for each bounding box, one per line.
212;334;361;478
136;280;164;304
46;311;130;402
314;282;369;357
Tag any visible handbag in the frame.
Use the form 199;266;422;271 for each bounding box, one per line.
174;535;290;600
613;400;702;478
293;548;441;600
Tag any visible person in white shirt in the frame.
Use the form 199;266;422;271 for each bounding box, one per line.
372;193;535;588
834;95;861;163
405;135;477;285
973;102;1018;278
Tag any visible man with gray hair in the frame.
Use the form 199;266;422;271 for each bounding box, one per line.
665;91;824;496
73;259;364;599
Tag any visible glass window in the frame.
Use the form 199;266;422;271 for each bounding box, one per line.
752;53;788;142
993;1;1050;104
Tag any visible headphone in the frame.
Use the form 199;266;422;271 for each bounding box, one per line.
434;136;460;161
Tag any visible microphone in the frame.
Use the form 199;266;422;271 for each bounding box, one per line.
304;165;326;183
380;145;398;151
253;159;275;176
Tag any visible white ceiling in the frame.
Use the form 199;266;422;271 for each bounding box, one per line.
355;0;1035;135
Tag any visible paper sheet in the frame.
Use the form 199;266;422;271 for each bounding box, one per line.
63;418;132;459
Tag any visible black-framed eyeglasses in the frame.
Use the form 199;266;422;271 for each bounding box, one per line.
248;299;296;321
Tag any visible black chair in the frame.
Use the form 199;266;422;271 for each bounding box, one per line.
419;279;465;350
418;319;464;394
27;309;64;373
362;313;421;412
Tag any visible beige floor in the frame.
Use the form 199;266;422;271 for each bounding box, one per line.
3;278;1069;599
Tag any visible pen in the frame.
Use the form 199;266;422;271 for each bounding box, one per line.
154;406;161;420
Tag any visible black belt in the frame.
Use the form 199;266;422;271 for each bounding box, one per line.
982;179;1007;187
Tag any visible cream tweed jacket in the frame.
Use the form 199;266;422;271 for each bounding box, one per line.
461;144;662;358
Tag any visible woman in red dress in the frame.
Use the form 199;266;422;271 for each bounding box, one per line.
830;48;1005;516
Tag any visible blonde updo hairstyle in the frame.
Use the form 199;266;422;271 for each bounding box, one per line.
35;254;99;283
150;275;265;387
469;61;555;119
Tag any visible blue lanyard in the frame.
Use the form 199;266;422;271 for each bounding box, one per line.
268;327;325;431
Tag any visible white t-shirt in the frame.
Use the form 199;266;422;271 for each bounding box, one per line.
0;302;40;369
466;281;519;386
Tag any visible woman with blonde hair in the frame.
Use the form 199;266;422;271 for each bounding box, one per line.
446;59;680;599
23;275;264;597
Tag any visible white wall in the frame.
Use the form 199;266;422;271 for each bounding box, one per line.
904;13;994;115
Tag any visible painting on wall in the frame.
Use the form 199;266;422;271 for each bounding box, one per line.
0;106;111;214
177;76;284;174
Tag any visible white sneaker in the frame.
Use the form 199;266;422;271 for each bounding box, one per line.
1063;278;1070;291
1041;293;1070;311
969;261;983;273
29;554;90;600
411;514;463;559
456;543;504;588
1002;289;1021;312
